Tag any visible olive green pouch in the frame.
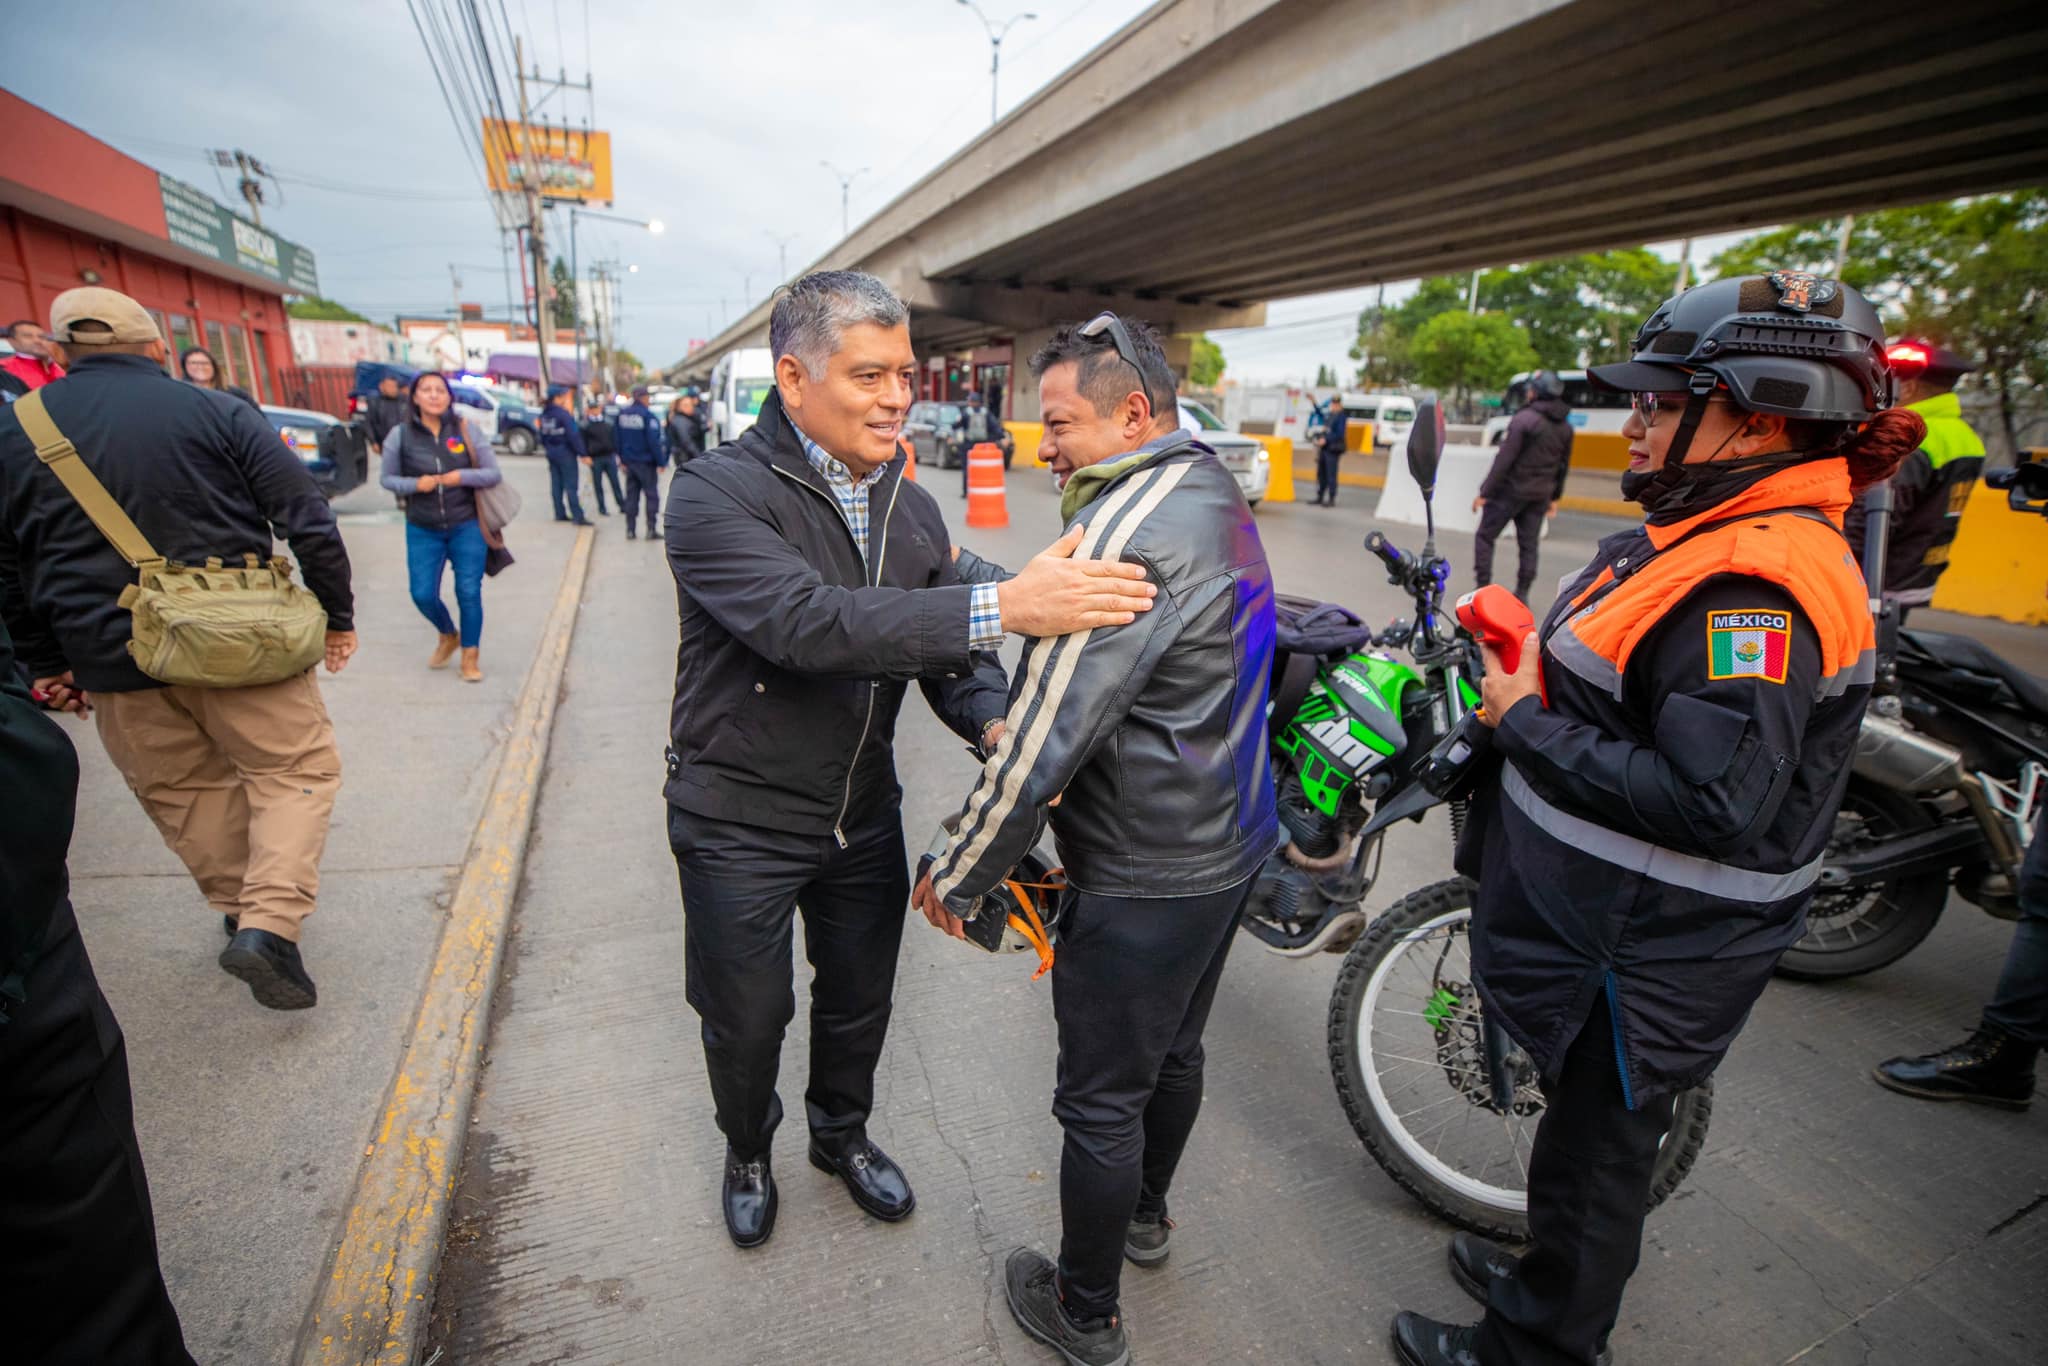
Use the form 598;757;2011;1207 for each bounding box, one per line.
14;389;326;688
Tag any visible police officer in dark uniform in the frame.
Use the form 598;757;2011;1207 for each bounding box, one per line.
1842;339;1985;619
1392;275;1929;1366
0;618;197;1365
536;386;591;525
613;385;668;541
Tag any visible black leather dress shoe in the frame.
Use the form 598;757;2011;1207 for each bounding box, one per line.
1392;1311;1482;1366
808;1137;915;1221
723;1149;777;1248
1875;1026;2037;1110
218;928;317;1010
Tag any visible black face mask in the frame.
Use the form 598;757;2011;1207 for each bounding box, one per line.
1622;450;1829;521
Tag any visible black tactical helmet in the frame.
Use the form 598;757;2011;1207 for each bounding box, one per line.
1524;369;1565;401
1589;272;1892;423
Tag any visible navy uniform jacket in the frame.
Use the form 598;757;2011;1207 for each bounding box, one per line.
537;405;585;461
613;402;667;466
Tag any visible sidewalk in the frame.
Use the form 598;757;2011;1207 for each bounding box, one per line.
429;472;2046;1364
61;455;576;1364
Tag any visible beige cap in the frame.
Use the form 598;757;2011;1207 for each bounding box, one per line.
48;286;163;345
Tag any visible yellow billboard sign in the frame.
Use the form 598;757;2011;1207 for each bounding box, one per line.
482;121;613;203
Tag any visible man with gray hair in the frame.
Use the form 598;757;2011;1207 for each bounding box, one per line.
662;270;1160;1250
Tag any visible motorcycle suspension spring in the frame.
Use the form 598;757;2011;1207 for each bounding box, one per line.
1449;799;1467;846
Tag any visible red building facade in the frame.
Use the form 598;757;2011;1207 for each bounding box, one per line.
0;91;316;403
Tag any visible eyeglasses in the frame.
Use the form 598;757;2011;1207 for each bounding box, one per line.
1630;387;1726;426
1078;311;1156;406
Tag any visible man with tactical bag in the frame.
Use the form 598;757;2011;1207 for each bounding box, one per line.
0;288;356;1011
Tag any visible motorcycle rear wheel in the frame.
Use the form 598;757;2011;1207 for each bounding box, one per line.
1775;779;1950;981
1328;877;1712;1240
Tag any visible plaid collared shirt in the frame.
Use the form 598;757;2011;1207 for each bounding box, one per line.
796;427;1003;650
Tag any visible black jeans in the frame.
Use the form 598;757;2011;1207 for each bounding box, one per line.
624;462;662;534
1476;993;1676;1366
545;451;585;521
669;803;910;1157
1316;446;1342;503
587;455;625;513
1050;876;1250;1320
1982;828;2048;1046
1474;497;1548;599
1;903;195;1366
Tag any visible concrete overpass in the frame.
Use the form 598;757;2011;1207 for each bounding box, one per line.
669;0;2048;413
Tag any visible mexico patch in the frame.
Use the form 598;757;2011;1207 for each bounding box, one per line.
1707;610;1790;683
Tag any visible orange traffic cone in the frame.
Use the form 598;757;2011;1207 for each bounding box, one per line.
965;442;1008;528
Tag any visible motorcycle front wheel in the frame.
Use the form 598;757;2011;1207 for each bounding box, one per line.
1327;878;1712;1240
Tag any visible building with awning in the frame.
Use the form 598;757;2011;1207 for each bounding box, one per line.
0;89;317;403
483;351;587;387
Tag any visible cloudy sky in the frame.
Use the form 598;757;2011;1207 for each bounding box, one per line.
9;0;1739;385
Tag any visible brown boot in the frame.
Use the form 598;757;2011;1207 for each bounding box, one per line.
460;647;483;683
429;632;459;669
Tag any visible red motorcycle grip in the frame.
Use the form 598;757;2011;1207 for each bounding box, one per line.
1455;585;1536;675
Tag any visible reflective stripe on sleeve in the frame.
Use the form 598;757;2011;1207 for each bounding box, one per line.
1502;763;1824;904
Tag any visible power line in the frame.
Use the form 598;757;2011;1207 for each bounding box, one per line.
404;0;492;195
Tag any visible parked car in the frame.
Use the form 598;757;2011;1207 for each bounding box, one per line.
343;361;512;451
903;401;1015;470
484;385;540;454
1179;398;1269;505
262;403;368;499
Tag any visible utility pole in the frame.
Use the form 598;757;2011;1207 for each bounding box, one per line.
514;37;553;390
450;265;466;367
208;149;275;227
821;162;868;239
1467;268;1481;313
1674;237;1694;292
1831;214;1856;276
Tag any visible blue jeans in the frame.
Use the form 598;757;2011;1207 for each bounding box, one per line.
406;519;486;648
545;452;585;522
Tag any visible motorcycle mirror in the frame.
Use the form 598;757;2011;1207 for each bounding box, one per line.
1407;397;1445;497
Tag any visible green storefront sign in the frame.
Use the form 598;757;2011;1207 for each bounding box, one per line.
158;174;319;295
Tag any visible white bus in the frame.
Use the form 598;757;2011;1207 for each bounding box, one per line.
709;347;776;445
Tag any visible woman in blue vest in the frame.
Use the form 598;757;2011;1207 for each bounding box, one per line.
1392;275;1928;1366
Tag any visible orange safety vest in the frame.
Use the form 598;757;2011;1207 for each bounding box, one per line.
1550;459;1875;701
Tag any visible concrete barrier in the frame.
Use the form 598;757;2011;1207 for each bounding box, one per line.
1255;434;1296;503
1930;480;2048;625
1373;443;1550;540
1008;419;1045;467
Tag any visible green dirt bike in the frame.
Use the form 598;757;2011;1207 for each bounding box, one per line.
1241;401;1712;1239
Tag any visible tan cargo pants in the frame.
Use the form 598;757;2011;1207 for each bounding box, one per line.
93;669;342;942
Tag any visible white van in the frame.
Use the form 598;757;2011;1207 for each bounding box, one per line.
1339;392;1417;450
1482;370;1633;446
709;347;776;445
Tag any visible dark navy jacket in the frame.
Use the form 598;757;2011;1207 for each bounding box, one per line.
613;402;666;466
537;404;585;461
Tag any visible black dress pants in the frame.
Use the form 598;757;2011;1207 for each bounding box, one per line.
669;803;910;1157
588;455;625;513
1475;993;1676;1366
1;903;195;1366
1473;497;1548;600
1316;447;1342;503
624;462;662;534
1050;875;1251;1320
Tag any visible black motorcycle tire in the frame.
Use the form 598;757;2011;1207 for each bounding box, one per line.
1328;877;1713;1241
1774;779;1950;981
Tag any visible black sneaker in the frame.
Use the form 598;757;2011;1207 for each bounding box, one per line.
626;526;638;540
1444;1236;1614;1365
1124;1208;1173;1266
218;928;317;1010
1391;1311;1481;1366
1875;1026;2037;1109
1003;1248;1130;1366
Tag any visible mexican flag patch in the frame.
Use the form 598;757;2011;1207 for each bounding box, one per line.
1707;609;1790;684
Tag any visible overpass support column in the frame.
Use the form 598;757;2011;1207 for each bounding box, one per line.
1008;326;1058;421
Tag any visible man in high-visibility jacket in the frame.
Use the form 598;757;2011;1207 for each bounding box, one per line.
1843;340;1984;615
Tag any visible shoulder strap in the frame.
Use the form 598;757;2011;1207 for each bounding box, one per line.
13;390;162;567
1269;650;1320;730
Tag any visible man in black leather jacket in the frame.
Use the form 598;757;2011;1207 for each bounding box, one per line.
663;272;1162;1253
916;315;1280;1366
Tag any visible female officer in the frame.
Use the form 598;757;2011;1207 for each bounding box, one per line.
1391;274;1928;1366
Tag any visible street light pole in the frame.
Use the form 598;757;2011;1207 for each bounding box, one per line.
565;207;664;398
821;162;868;239
765;230;798;283
956;1;1037;125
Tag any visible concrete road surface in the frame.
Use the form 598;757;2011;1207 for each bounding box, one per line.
420;465;2048;1365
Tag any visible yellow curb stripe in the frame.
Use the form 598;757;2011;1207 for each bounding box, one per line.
294;525;596;1366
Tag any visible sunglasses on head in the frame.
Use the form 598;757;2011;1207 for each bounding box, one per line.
1078;311;1154;401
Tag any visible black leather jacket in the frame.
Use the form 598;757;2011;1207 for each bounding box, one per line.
931;435;1281;910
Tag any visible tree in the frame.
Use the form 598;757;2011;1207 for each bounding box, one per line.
1187;333;1225;388
1408;311;1538;419
611;348;644;381
550;256;580;331
1315;363;1337;387
286;294;370;322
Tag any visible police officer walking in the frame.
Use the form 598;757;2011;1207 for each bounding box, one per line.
613;385;667;541
536;386;591;526
1472;369;1572;601
1391;274;1928;1366
1842;339;1985;619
